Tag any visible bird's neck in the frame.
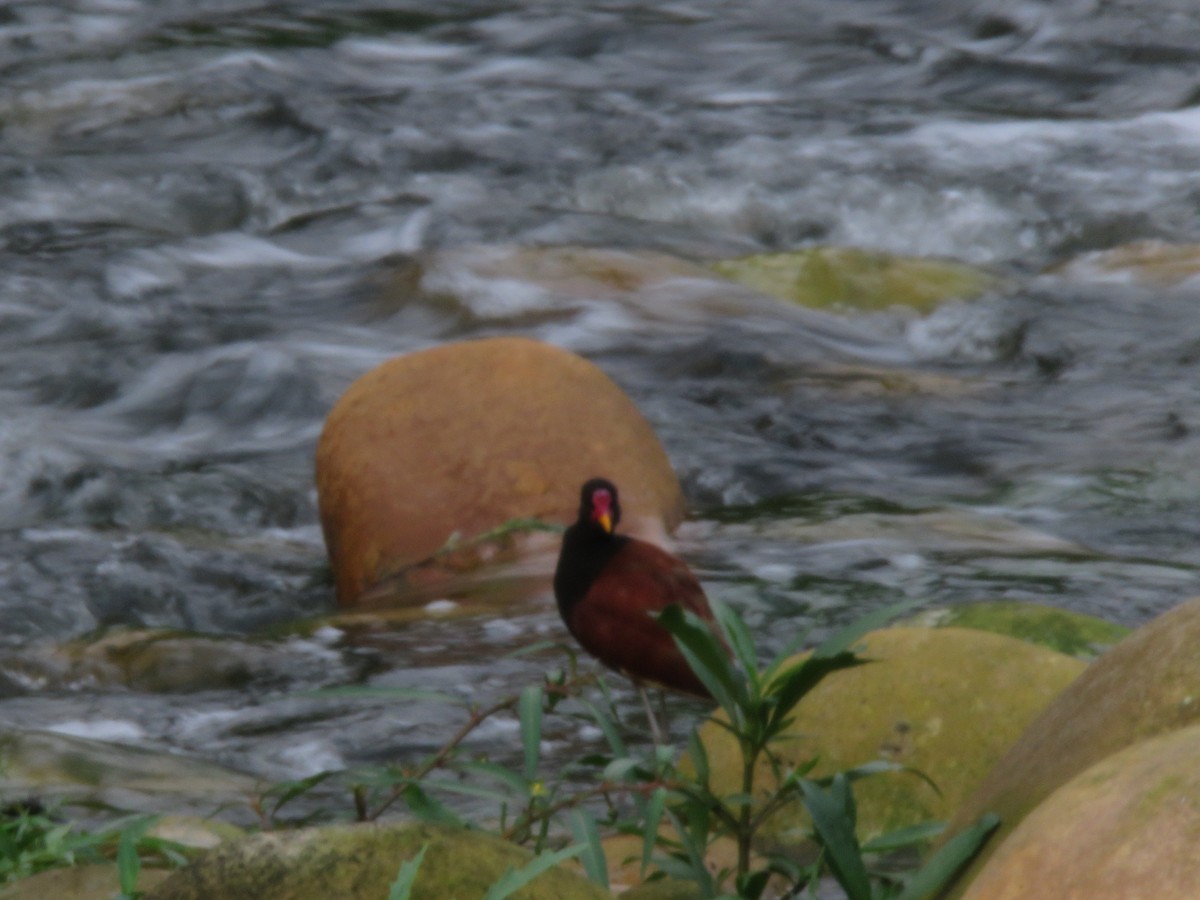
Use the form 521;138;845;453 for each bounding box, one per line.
553;523;630;619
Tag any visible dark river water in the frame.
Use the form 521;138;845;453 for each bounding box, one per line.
2;0;1200;823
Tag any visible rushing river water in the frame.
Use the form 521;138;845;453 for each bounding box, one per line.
3;0;1200;823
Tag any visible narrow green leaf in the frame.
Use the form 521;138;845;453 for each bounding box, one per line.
685;728;710;789
264;770;337;815
765;653;864;734
402;784;467;827
811;597;923;659
801;775;872;900
456;761;535;796
481;844;587;900
711;597;760;690
388;843;429;900
861;820;945;854
641;787;667;878
658;605;747;722
519;685;543;782
578;697;627;759
736;868;772;900
603;756;651;782
115;818;154;895
760;626;814;685
893;813;1000;900
415;778;521;804
569;809;609;890
659;805;714;896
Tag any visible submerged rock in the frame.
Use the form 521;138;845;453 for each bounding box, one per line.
711;247;998;313
315;336;683;606
961;723;1200;900
941;596;1200;897
693;626;1084;845
0;729;259;818
0;627;361;694
1051;239;1200;286
145;821;609;900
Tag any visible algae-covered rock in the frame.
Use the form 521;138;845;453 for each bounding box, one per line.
145;822;609;900
941;596;1200;897
694;627;1084;845
711;248;997;313
315;336;684;606
0;864;172;900
961;723;1200;900
908;601;1130;660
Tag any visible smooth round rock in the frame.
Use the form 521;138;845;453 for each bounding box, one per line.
942;596;1200;896
693;626;1084;844
962;723;1200;900
315;337;683;605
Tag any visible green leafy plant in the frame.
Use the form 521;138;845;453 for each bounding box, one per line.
0;801;188;893
274;597;996;900
654;597;999;898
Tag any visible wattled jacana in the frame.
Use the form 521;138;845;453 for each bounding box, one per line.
554;477;720;739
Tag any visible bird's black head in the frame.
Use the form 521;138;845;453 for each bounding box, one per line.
577;477;621;535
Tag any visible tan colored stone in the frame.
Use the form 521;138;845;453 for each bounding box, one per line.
1051;240;1200;286
941;596;1200;897
315;337;683;605
694;627;1084;844
961;723;1200;900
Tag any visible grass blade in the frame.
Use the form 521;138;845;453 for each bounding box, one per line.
642;787;666;878
519;685;543;782
388;843;429;900
811;598;923;660
711;597;759;688
402;784;468;827
801;775;872;900
893;813;1000;900
658;605;746;721
482;844;587;900
569;808;609;890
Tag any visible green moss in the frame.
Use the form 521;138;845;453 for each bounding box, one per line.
929;601;1130;659
711;247;998;313
145;822;609;900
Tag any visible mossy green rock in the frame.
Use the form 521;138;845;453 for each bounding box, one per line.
620;880;705;900
695;627;1084;845
711;247;997;313
961;723;1200;900
145;822;609;900
940;596;1200;898
910;601;1130;659
0;865;171;900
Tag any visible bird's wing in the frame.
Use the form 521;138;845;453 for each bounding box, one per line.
566;540;716;696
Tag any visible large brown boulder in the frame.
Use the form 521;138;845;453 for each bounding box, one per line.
693;626;1084;845
961;723;1200;900
315;337;683;605
941;596;1200;897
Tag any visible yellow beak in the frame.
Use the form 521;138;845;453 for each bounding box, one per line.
597;512;613;533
